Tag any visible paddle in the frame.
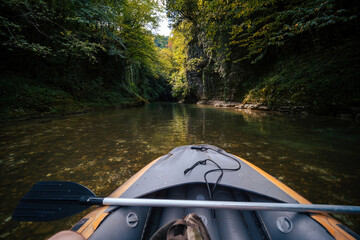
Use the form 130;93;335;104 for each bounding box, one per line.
12;181;360;222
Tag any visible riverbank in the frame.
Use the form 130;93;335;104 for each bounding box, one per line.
197;100;360;119
0;76;148;122
0;103;145;122
0;101;146;122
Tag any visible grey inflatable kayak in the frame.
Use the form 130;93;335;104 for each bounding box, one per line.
71;145;358;239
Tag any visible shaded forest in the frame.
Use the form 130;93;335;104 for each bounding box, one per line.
0;0;172;119
163;0;360;115
1;0;359;118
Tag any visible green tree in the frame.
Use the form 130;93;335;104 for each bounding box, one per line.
0;0;170;116
154;35;169;48
164;0;359;107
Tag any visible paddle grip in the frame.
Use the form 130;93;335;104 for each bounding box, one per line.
79;196;104;205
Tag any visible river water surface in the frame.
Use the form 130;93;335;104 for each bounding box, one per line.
0;103;359;239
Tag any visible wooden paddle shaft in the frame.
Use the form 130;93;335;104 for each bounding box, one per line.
100;198;360;214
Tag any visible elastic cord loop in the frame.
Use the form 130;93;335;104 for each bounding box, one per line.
184;160;207;175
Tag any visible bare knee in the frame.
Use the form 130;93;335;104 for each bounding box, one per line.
48;230;85;240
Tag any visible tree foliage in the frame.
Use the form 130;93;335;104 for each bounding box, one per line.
154;35;169;48
0;0;168;113
164;0;359;106
157;21;191;98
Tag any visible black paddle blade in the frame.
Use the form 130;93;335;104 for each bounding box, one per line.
12;181;96;222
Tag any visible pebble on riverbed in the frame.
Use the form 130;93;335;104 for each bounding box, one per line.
256;152;271;159
4;216;11;223
0;232;10;238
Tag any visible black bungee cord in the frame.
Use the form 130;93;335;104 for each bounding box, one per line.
185;158;224;200
184;146;242;208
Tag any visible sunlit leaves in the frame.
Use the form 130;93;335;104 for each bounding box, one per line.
159;22;191;98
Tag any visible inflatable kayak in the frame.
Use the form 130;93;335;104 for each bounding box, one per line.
13;145;359;239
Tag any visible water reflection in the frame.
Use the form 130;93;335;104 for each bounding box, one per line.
0;103;359;239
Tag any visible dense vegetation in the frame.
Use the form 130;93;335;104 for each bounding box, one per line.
164;0;360;115
154;35;169;49
1;0;359;118
0;0;171;118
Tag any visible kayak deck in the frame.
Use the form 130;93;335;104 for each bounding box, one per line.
74;145;357;240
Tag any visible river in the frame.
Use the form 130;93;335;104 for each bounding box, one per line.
0;102;359;239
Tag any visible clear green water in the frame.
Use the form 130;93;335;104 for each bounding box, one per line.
0;103;359;239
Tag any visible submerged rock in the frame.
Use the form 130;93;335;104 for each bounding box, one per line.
198;100;240;108
0;232;10;238
235;104;269;111
4;216;11;223
337;113;353;119
33;224;54;234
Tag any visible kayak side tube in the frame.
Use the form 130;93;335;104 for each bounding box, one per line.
236;154;357;240
74;157;162;239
